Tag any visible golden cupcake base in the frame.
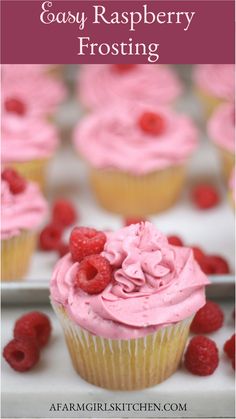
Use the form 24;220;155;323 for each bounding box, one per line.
217;147;235;183
53;304;192;391
195;88;223;118
1;231;36;281
89;166;186;216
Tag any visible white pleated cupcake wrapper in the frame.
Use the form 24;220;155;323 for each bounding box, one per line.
1;231;36;281
53;302;193;390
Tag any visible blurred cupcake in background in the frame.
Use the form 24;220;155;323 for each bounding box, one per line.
207;102;235;182
2;64;64;80
2;66;67;119
1;101;59;192
194;65;235;117
229;167;235;209
73;103;198;216
1;168;48;281
77;64;182;111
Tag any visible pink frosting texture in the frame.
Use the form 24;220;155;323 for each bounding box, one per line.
207;103;235;153
1;179;48;239
194;65;235;101
74;103;198;174
2;69;66;117
50;222;209;340
78;64;182;109
2;112;59;162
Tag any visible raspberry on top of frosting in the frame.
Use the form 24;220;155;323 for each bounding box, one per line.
207;102;235;153
50;222;209;340
194;65;235;101
78;64;182;110
74;103;198;174
1;176;48;240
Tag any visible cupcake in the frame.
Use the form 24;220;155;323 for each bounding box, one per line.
207;102;235;182
1;168;48;281
1;102;59;192
2;64;64;80
2;67;66;118
229;167;235;208
50;222;209;390
194;65;235;117
73;103;198;216
78;64;182;111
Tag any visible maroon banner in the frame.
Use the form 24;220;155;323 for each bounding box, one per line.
1;0;235;64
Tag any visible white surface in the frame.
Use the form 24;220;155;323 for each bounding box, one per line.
1;303;235;418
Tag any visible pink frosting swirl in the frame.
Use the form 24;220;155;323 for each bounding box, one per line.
78;64;182;110
207;103;235;153
50;222;209;340
1;112;59;162
74;103;198;174
1;179;48;239
2;70;66;117
194;65;235;101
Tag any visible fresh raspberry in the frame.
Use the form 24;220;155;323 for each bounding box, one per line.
39;223;62;251
52;199;77;228
204;255;230;274
190;301;224;334
75;254;112;294
69;227;106;262
113;64;136;73
192;246;205;263
168;235;184;246
4;98;26;116
139;112;165;135
57;242;69;258
3;337;40;372
192;184;220;209
184;335;219;376
2;168;26;194
124;217;147;226
197;257;215;274
14;311;51;348
224;334;235;360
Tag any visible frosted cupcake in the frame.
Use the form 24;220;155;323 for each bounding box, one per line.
194;65;235;117
2;104;59;191
207;102;235;182
78;64;182;111
50;222;209;390
2;64;63;79
229;168;235;208
2;68;66;118
1;168;48;281
73;103;198;216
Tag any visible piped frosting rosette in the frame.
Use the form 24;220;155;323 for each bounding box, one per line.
51;222;209;340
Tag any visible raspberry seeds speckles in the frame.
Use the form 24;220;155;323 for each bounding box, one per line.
39;223;62;251
75;254;112;294
52;199;77;228
139;112;165;135
3;337;40;372
2;168;26;194
14;311;51;348
190;301;224;334
4;98;26;116
184;335;219;376
69;227;106;262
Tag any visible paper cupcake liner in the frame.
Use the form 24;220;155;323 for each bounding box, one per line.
88;166;186;216
217;147;235;183
5;159;49;193
53;303;192;391
1;231;37;281
195;87;223;118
